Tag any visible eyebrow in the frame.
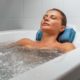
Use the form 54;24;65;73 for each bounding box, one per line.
44;14;57;17
44;14;48;17
44;15;58;19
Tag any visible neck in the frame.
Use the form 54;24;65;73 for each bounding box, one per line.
41;32;59;43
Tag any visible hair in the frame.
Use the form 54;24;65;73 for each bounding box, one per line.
49;8;67;26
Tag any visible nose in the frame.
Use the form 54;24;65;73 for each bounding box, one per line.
44;16;49;21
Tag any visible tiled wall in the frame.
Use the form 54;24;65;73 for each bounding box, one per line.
0;0;80;31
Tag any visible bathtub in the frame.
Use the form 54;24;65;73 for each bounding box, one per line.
0;30;80;80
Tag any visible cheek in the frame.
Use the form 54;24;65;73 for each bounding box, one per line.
50;20;61;28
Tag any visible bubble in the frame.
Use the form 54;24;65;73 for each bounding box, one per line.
0;42;62;80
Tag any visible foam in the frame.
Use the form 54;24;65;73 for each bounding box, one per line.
0;43;62;80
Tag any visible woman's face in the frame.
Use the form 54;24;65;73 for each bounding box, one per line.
41;10;65;34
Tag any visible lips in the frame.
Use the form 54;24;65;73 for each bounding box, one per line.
42;23;50;26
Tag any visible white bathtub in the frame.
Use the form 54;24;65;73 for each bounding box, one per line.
0;30;80;80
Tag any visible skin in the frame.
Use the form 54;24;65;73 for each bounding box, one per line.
16;10;75;53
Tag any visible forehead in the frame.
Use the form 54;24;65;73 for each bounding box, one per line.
45;10;62;18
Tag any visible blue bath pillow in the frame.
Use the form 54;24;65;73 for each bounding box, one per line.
36;30;42;41
58;28;76;42
36;28;76;43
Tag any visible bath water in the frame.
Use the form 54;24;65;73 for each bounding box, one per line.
0;43;62;80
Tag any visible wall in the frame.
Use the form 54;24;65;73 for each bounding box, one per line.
0;0;80;31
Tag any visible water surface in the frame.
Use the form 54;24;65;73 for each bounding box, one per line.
0;43;62;80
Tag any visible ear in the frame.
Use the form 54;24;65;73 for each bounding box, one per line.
60;25;65;32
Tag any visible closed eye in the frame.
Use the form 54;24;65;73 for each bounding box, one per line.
43;14;58;20
50;15;57;20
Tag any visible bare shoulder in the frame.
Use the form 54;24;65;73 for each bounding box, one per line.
62;42;75;52
16;38;35;46
63;42;75;47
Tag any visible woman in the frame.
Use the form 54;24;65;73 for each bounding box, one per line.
16;8;75;53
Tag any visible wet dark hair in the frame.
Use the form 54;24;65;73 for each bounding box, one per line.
49;8;67;26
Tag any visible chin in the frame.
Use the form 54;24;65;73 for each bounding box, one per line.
41;26;50;30
41;28;51;33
